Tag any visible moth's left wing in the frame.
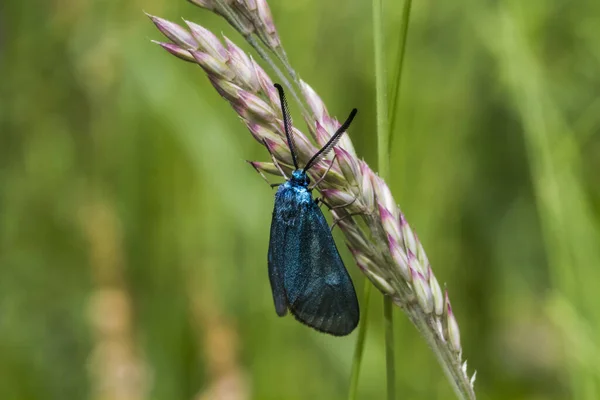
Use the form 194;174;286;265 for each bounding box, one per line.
268;190;290;316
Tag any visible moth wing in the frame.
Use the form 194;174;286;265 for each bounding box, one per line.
283;201;359;336
268;193;290;316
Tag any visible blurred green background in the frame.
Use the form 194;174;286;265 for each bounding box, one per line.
1;0;599;399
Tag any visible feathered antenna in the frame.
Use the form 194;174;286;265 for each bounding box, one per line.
304;109;357;172
274;83;299;170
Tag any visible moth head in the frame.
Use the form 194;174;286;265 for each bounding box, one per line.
291;169;310;187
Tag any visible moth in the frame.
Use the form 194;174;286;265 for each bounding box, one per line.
266;83;359;336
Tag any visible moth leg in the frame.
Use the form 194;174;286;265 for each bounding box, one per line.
247;160;283;189
329;200;374;231
262;139;290;180
309;154;337;190
314;197;328;208
316;192;358;211
330;211;364;232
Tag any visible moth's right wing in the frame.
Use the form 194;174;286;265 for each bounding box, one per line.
283;201;359;336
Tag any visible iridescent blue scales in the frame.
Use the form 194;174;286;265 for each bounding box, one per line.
266;84;359;336
268;171;359;336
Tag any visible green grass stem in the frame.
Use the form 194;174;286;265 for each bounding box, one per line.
388;0;413;142
348;283;373;400
372;0;395;399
